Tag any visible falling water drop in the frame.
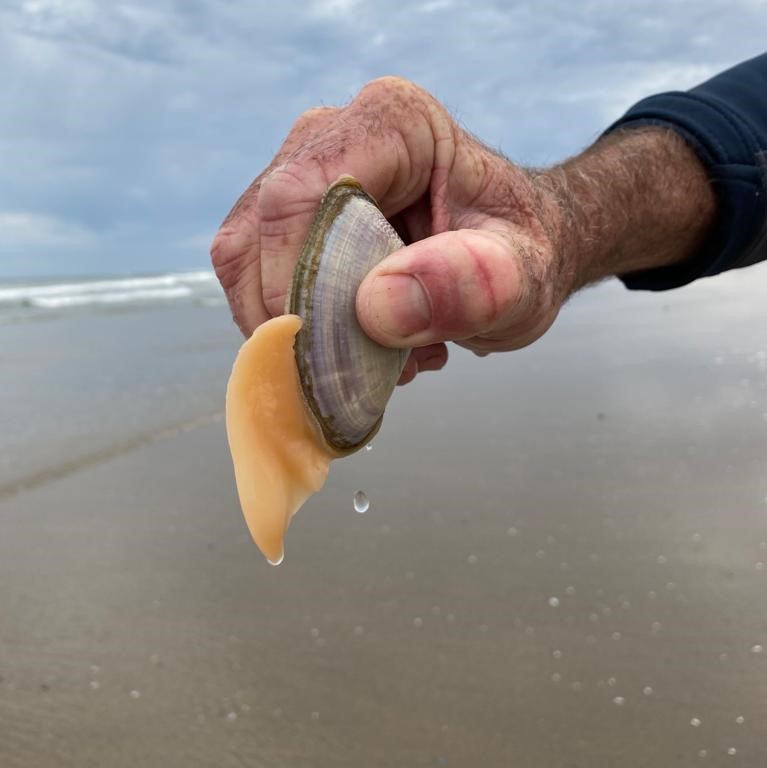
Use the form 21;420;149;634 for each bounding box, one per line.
548;597;560;608
643;686;653;696
751;644;763;654
735;715;745;725
727;747;737;756
691;717;702;727
353;491;369;514
365;443;373;452
613;696;625;706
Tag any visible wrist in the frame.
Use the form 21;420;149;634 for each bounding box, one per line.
531;127;717;293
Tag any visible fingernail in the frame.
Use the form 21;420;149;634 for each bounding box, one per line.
365;274;431;339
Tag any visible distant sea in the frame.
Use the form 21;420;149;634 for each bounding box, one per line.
0;269;226;323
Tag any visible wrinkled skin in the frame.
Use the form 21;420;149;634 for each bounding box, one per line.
211;76;573;384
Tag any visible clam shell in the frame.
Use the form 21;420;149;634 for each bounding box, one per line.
287;177;409;455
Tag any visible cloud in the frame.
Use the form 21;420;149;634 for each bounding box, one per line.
0;211;96;248
1;0;765;277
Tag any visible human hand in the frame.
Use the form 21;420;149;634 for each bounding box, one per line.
211;77;572;384
211;77;715;384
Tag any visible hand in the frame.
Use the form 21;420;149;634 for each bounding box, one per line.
211;77;716;385
211;77;571;384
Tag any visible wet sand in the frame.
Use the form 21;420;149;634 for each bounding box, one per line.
1;269;767;767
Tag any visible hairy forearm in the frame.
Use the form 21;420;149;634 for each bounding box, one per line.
532;127;717;292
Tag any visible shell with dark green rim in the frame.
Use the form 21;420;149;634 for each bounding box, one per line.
287;176;409;455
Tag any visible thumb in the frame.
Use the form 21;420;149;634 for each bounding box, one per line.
356;229;525;348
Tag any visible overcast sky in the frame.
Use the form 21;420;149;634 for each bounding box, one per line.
2;0;765;278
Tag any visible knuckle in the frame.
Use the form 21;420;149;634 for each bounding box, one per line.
357;75;418;101
210;230;242;292
292;105;337;132
210;228;237;271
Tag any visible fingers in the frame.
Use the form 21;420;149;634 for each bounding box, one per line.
257;77;455;318
396;344;449;385
211;107;339;335
356;228;528;349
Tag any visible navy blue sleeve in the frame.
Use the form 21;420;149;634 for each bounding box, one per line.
605;52;767;291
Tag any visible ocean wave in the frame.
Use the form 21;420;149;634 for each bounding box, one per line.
31;286;194;309
0;270;216;305
0;270;223;321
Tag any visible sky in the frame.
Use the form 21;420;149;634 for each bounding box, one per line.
2;0;766;278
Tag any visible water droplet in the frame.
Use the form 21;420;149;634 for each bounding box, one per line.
311;711;320;721
698;749;708;758
589;613;600;623
621;600;631;610
607;677;617;687
691;717;702;727
552;649;563;660
751;644;763;654
268;552;284;566
571;681;582;691
365;443;373;452
611;632;622;641
613;696;625;706
353;491;369;514
467;554;478;565
735;715;744;725
310;627;320;638
129;690;141;699
506;526;518;537
413;617;423;628
565;586;576;596
548;597;560;608
551;673;562;683
226;711;238;721
727;747;737;756
657;555;668;565
89;680;100;690
643;686;653;696
535;549;546;559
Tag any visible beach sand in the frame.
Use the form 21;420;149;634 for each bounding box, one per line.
1;269;767;767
